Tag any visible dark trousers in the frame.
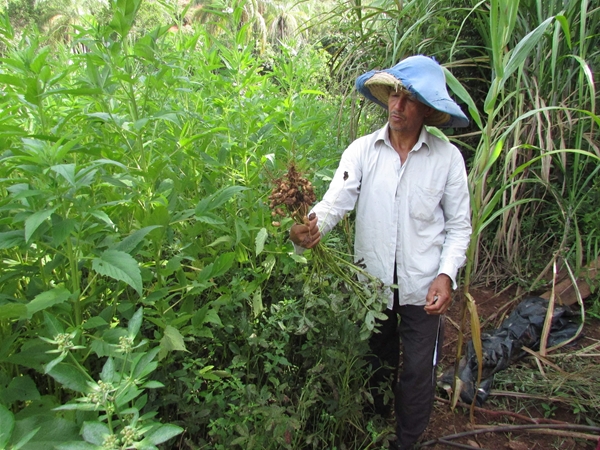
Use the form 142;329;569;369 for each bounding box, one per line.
367;304;443;450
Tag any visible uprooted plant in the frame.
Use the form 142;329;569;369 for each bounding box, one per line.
269;162;388;339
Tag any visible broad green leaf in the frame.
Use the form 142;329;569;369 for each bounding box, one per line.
0;230;25;249
210;252;235;278
89;211;114;228
142;424;184;446
100;357;115;383
141;381;164;389
12;426;40;450
44;311;64;336
13;416;78;448
47;363;90;393
204;309;222;327
128;307;144;337
92;250;143;296
4;375;41;403
51;216;76;247
207;235;233;247
113;226;162;254
195;212;225;225
255;228;268;256
132;347;160;379
25;208;57;242
158;326;188;360
26;287;71;319
81;422;110;446
55;441;100;450
195;185;247;215
110;0;143;39
44;353;67;374
252;288;263;318
0;302;27;320
0;73;26;88
51;164;76;186
82;316;108;330
114;385;142;407
290;254;307;264
0;404;14;448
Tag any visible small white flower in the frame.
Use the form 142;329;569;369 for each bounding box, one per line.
224;7;233;14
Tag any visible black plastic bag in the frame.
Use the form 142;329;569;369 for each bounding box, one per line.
440;296;580;405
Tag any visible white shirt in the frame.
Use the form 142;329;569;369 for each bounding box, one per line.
309;124;471;309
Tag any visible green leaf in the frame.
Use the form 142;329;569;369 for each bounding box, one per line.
55;441;100;450
47;363;90;393
26;287;71;319
195;212;225;225
4;375;41;403
113;226;162;254
92;250;143;296
443;66;483;131
0;302;27;320
252;288;263;318
109;0;143;39
210;252;235;278
0;230;25;249
44;311;64;336
179;127;228;148
140;381;164;389
501;16;554;89
44;353;67;374
195;185;247;215
81;422;110;446
51;215;76;247
132;347;160;379
25;208;57;242
0;404;14;448
13;416;78;448
158;325;188;360
51;164;76;186
100;357;115;383
12;426;40;450
142;424;184;446
204;309;222;327
128;307;144;338
82;316;108;330
255;228;268;256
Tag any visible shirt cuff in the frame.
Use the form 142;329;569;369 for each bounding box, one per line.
438;265;458;290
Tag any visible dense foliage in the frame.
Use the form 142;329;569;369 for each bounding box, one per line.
0;0;598;448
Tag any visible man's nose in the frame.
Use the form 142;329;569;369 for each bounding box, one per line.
393;95;408;110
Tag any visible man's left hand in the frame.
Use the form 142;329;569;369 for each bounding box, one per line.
424;274;452;315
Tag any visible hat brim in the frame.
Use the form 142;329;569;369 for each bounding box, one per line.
355;56;469;128
364;74;451;127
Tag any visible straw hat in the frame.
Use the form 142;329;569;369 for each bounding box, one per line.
355;55;469;128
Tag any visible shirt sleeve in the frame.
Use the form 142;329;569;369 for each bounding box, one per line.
438;149;472;289
290;147;361;252
310;144;362;238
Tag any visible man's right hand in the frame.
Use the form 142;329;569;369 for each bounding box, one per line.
289;213;321;249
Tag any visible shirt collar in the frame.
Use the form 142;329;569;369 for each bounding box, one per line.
377;123;431;155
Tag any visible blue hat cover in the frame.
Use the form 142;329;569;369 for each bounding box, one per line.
355;55;469;128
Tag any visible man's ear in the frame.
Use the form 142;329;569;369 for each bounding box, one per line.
424;106;434;118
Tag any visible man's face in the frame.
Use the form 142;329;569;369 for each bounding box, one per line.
387;88;432;134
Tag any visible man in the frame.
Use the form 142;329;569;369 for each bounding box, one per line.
290;55;472;449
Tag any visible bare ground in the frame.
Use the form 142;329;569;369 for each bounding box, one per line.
421;287;600;450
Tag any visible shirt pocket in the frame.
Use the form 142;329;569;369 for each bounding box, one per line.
409;185;443;223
